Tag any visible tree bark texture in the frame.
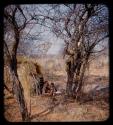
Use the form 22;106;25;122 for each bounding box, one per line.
8;31;30;121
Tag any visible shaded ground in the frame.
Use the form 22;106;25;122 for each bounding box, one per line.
4;92;109;122
4;73;109;122
4;56;109;122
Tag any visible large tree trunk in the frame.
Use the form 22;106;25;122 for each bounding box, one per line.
66;57;75;97
65;5;93;98
66;71;74;97
66;50;90;99
9;59;30;121
74;55;90;100
10;69;30;121
8;30;30;121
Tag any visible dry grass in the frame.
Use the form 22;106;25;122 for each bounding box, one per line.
4;55;109;122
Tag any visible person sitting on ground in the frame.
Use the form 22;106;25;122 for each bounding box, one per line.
42;81;51;95
49;82;57;96
49;82;59;103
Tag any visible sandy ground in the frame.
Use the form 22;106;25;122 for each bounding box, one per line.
4;73;109;122
4;91;109;122
4;56;109;122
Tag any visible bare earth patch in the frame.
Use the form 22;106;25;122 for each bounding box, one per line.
4;92;109;122
4;55;109;122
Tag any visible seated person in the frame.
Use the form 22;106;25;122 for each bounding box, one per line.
42;81;51;95
42;81;58;96
49;83;57;96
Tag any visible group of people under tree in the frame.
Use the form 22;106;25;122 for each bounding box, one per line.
31;74;57;97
